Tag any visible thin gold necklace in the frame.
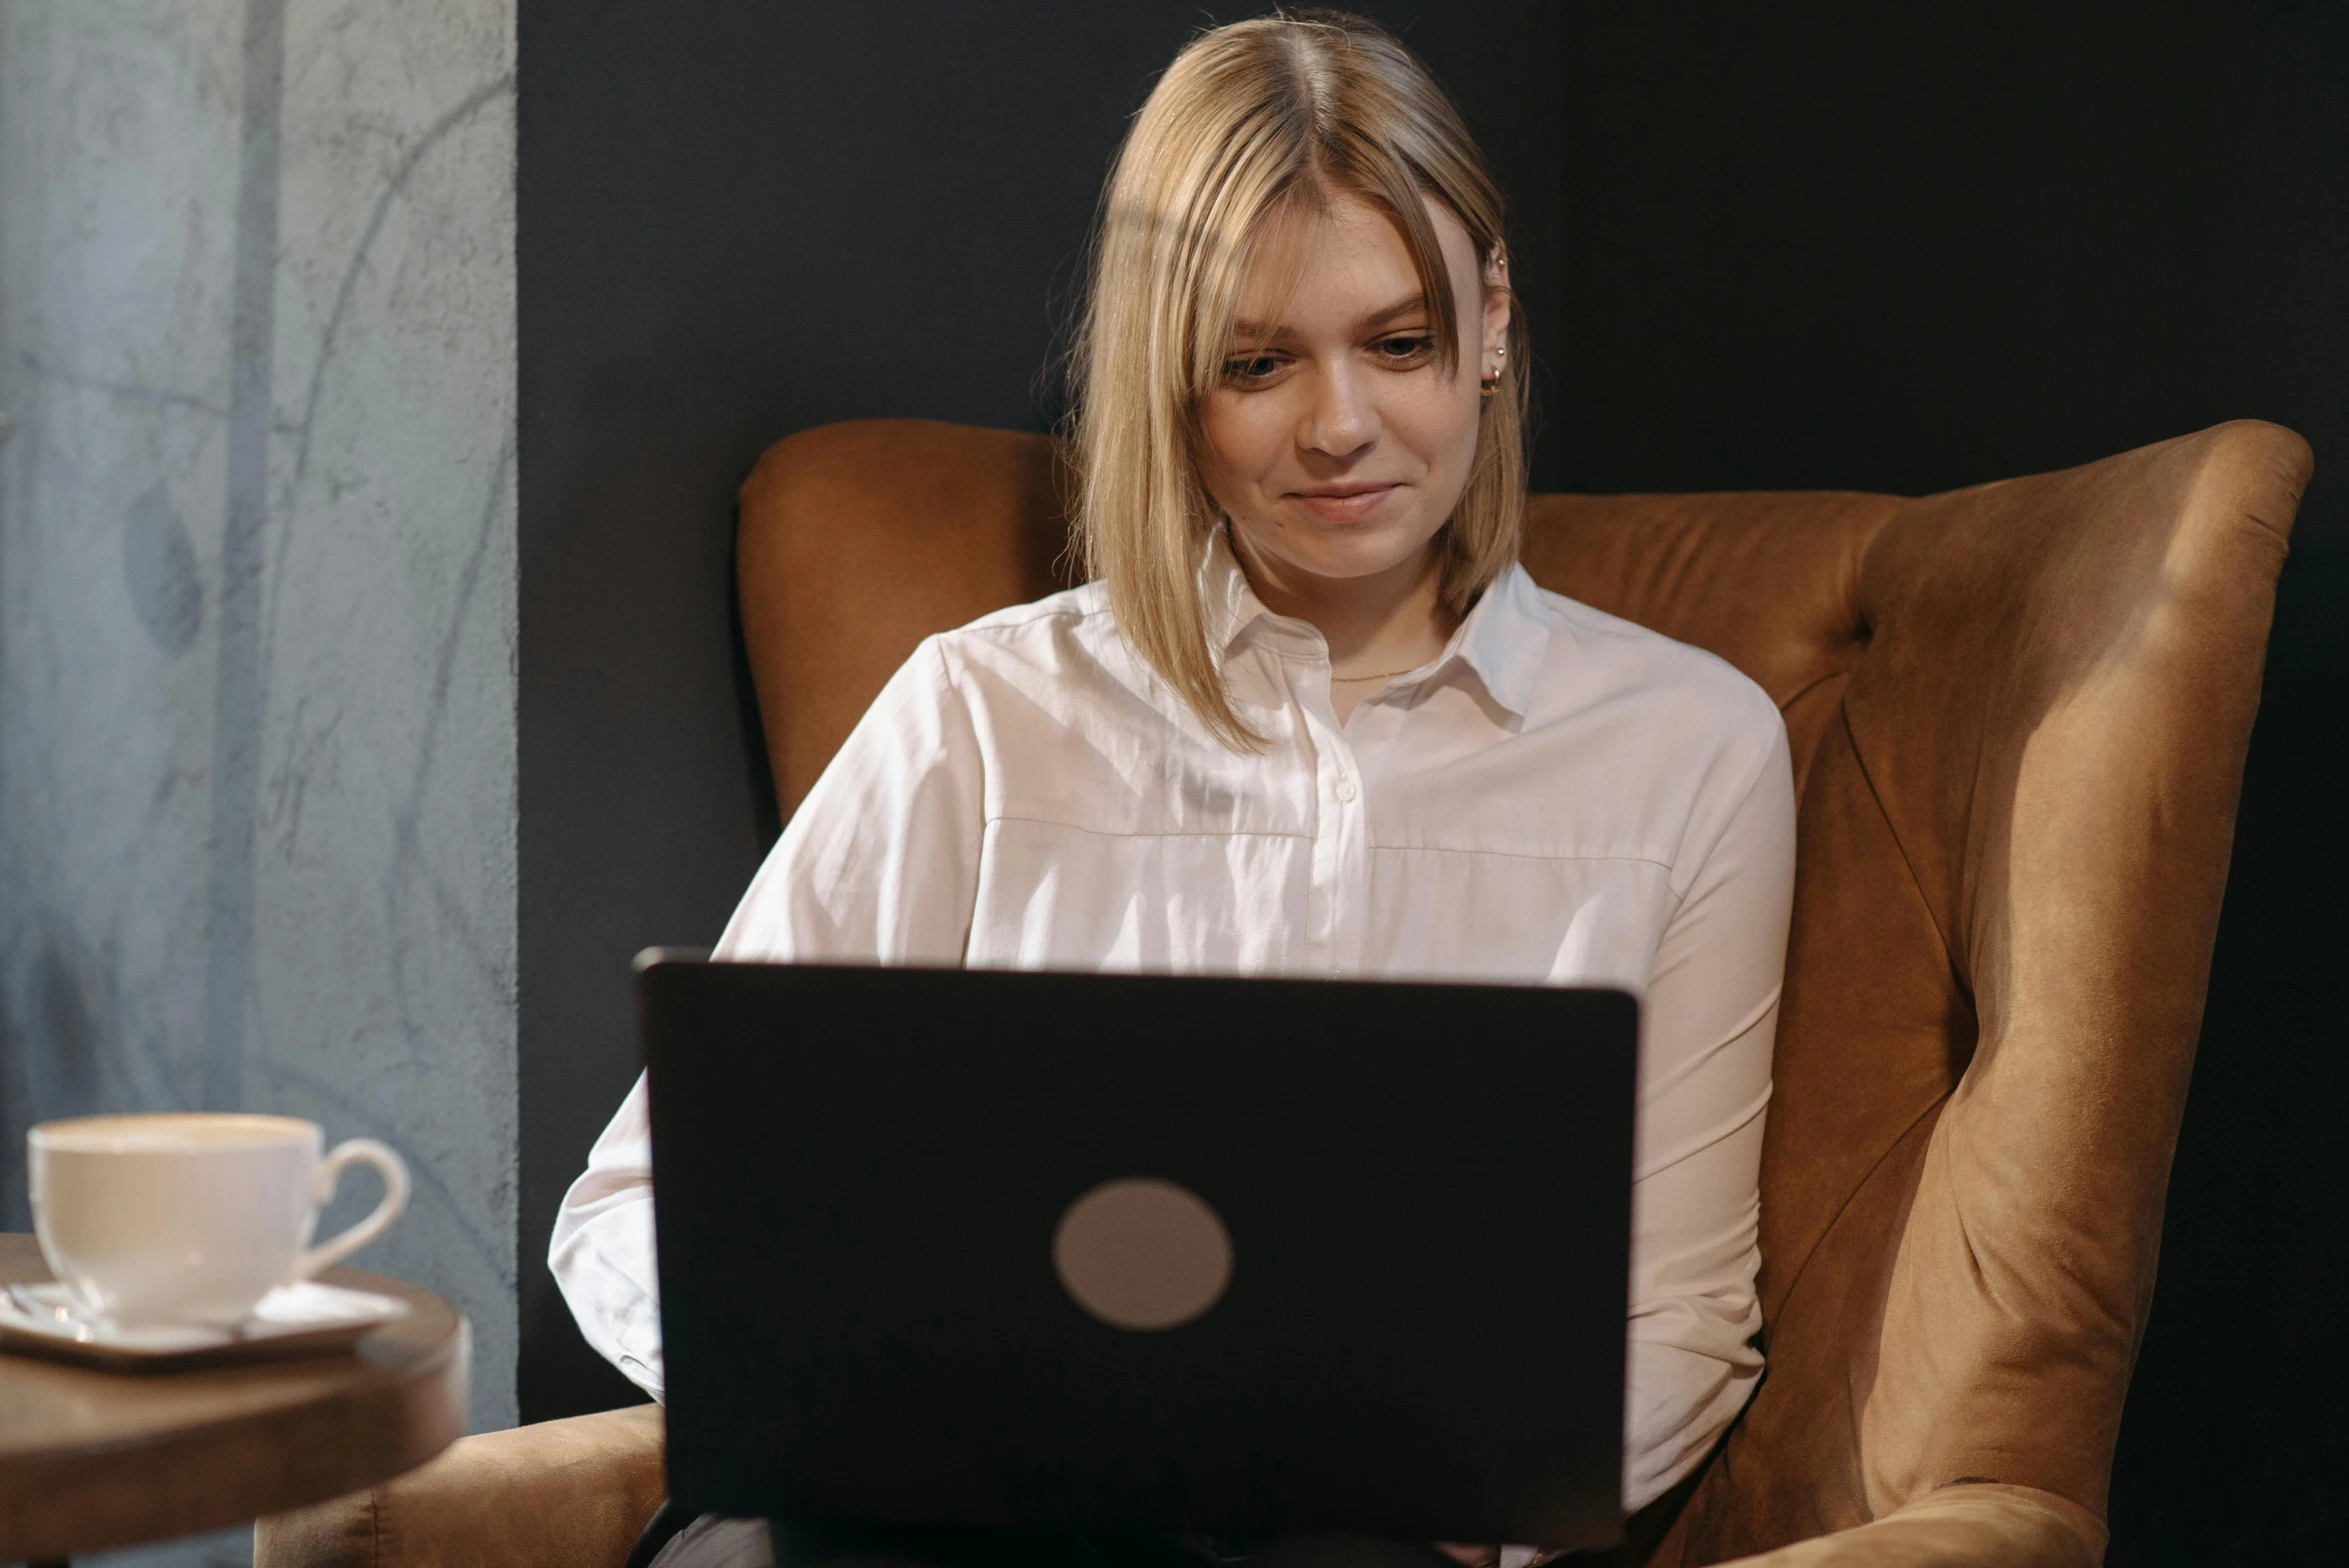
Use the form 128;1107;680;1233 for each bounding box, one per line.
1330;665;1423;682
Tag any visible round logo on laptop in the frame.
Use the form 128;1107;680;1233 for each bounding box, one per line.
1052;1176;1233;1331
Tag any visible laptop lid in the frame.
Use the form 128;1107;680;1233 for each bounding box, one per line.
640;955;1636;1552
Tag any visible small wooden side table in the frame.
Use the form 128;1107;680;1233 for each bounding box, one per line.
0;1232;468;1564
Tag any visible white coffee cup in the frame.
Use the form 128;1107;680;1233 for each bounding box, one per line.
28;1112;410;1328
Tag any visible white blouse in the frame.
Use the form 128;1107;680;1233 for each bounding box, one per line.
551;536;1796;1514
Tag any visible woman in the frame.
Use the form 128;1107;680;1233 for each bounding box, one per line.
554;12;1793;1566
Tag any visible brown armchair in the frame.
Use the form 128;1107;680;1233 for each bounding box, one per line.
259;417;2311;1567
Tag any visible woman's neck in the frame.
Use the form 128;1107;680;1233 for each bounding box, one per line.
1228;528;1459;689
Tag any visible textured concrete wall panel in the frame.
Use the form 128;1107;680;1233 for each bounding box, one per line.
0;0;520;1479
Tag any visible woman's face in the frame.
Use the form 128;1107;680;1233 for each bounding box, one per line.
1198;192;1508;597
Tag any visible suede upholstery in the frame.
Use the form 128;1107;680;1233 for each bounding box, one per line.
254;1403;665;1567
256;417;2310;1568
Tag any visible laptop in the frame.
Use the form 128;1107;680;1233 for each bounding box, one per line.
638;953;1637;1553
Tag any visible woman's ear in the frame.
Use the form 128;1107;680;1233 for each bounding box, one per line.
1482;246;1513;352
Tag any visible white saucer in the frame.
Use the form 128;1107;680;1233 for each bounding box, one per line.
0;1279;412;1371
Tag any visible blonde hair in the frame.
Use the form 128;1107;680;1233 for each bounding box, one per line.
1069;8;1529;749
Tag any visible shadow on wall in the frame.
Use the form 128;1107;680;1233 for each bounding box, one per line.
123;487;206;658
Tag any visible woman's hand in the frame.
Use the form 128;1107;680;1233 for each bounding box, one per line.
1434;1546;1499;1566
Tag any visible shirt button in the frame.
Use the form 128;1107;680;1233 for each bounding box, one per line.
1334;778;1358;803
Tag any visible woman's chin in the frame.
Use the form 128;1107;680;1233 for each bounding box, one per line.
1284;529;1443;586
1238;512;1435;581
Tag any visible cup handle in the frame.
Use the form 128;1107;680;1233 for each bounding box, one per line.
295;1138;411;1279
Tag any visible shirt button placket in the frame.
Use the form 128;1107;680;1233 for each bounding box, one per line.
1301;705;1357;980
1334;687;1414;977
1325;743;1369;978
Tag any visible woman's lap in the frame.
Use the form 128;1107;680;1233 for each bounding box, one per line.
645;1515;1460;1568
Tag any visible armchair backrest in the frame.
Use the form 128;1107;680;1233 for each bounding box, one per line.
737;418;2311;1563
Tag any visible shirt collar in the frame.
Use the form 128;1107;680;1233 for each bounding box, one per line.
1197;529;1550;720
1198;527;1275;656
1448;557;1550;718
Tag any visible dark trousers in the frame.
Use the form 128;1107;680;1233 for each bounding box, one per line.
629;1509;1459;1568
628;1462;1699;1568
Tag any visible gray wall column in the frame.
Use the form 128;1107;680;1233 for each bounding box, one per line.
0;0;520;1462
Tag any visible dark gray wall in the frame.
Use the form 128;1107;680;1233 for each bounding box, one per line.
516;2;2346;1557
1550;2;2345;532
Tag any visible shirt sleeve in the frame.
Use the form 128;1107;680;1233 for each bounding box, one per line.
1620;710;1796;1510
547;637;987;1399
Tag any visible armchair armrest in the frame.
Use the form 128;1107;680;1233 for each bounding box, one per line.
1716;1484;2107;1568
254;1404;666;1568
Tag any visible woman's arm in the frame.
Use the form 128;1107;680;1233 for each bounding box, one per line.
547;637;987;1398
1621;714;1797;1509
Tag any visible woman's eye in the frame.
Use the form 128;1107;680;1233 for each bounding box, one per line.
1375;334;1437;363
1222;354;1285;383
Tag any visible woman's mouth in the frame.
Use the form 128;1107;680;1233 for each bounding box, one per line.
1288;482;1401;522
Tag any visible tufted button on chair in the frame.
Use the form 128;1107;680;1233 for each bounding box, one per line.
259;417;2311;1568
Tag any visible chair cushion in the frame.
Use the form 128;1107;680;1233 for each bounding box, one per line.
253;1403;666;1568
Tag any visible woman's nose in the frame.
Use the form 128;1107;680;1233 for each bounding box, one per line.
1301;361;1381;459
